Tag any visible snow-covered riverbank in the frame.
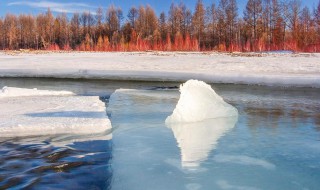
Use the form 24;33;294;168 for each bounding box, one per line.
0;51;319;88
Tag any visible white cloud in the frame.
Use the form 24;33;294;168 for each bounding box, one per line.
8;1;98;14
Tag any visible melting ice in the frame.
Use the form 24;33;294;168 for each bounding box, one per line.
166;80;238;169
166;80;238;123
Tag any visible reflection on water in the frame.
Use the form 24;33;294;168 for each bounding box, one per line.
244;102;319;130
166;117;238;169
315;113;320;129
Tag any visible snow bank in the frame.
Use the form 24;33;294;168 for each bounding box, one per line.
0;88;111;137
0;52;320;88
166;80;238;123
168;117;237;168
0;86;74;98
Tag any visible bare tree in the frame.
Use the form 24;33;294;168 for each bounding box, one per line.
145;5;158;37
227;0;238;47
45;8;54;45
81;12;88;36
70;13;81;48
0;0;319;52
192;0;205;49
136;6;146;37
244;0;263;49
0;18;4;49
159;12;167;41
135;5;157;38
117;8;124;31
87;12;95;38
217;0;227;47
168;3;182;38
128;7;138;29
179;2;192;37
314;0;320;32
206;3;219;48
18;14;36;49
299;6;315;48
4;14;18;49
106;5;120;38
55;13;69;47
285;0;301;40
96;7;104;37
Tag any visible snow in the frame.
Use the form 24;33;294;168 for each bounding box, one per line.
166;80;238;123
0;86;74;98
0;52;320;87
0;87;111;137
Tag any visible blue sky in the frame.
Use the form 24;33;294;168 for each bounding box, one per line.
0;0;318;18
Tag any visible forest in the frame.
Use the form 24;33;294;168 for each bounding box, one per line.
1;0;320;52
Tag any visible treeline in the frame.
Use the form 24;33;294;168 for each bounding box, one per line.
1;0;320;52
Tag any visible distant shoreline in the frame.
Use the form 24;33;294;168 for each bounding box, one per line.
0;49;315;57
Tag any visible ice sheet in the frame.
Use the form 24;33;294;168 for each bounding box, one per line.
166;80;238;123
0;95;111;137
0;86;74;98
108;89;177;130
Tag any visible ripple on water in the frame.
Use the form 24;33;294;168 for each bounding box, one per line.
0;135;112;190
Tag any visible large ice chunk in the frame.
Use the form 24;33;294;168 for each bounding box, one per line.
165;80;238;169
166;80;238;123
0;86;74;98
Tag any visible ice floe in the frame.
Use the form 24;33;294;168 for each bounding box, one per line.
0;86;74;98
0;87;111;137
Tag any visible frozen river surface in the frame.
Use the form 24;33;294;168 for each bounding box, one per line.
0;78;320;190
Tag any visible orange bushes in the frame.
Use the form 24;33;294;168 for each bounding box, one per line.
65;32;200;52
46;43;60;51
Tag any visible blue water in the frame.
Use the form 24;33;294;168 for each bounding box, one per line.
0;78;320;190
